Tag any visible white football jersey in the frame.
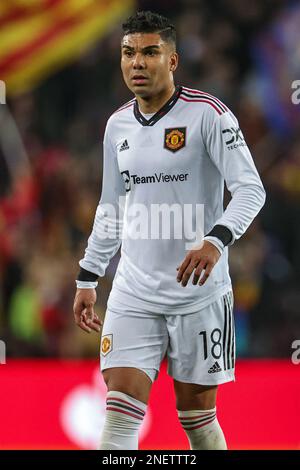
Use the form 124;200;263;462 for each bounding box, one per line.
79;86;266;314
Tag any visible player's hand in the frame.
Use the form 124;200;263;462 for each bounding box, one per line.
176;240;221;287
73;288;102;333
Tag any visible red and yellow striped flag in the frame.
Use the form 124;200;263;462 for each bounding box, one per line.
0;0;134;96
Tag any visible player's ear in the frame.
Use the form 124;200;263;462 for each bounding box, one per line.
169;52;178;72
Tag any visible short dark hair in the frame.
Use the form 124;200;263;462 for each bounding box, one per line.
122;11;176;46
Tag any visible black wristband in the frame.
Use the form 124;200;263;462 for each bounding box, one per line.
77;267;99;282
205;225;233;246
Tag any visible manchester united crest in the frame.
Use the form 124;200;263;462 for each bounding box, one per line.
101;334;113;356
164;127;186;153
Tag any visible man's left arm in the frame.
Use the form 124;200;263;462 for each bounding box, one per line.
176;109;266;287
204;110;266;246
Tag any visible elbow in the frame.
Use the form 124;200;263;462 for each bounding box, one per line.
250;182;266;214
253;179;266;208
247;180;266;211
259;183;267;210
236;180;266;208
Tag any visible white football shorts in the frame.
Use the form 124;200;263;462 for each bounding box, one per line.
100;290;235;386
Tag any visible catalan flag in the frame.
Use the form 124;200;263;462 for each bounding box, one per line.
0;0;134;96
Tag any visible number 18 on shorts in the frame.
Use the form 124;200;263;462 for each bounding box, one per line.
100;290;235;386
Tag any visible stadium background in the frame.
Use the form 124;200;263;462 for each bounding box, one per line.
0;0;299;449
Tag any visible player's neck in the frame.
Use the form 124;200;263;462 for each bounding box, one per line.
135;83;176;114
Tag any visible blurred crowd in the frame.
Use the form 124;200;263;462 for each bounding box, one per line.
1;0;300;359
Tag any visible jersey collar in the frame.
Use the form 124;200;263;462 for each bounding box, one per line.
133;85;182;126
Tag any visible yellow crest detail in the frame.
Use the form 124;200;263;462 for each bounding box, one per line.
164;128;186;153
101;334;113;356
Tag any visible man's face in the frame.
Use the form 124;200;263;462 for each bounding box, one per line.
121;32;178;98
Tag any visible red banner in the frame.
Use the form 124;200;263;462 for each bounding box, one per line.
0;0;134;96
0;359;299;449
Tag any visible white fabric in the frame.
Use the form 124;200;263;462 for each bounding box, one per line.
75;280;98;289
80;87;265;314
99;391;146;450
178;408;227;450
100;291;235;386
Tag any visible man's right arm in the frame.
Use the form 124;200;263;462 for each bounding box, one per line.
73;120;125;332
77;120;126;285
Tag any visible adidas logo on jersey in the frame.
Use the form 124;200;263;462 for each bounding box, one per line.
120;139;129;152
208;361;222;374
